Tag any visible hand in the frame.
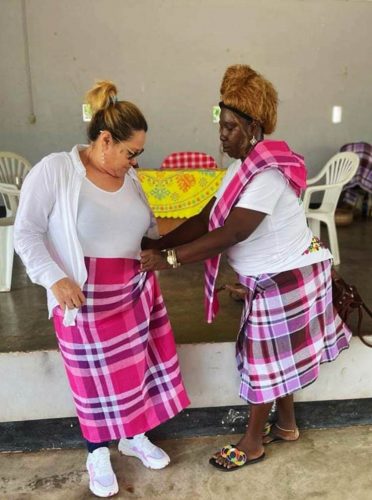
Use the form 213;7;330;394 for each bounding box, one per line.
51;277;86;310
140;249;170;271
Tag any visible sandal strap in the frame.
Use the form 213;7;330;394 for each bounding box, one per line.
225;446;247;466
220;444;234;458
263;422;273;436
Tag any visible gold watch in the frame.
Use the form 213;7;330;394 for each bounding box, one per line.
162;248;181;268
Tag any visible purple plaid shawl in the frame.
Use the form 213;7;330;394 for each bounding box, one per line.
340;142;372;205
204;140;307;323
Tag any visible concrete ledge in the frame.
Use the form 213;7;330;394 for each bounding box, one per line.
1;399;372;452
1;338;372;423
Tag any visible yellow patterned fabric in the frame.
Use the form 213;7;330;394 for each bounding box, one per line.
137;169;226;218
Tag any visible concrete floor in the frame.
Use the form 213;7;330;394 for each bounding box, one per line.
1;426;372;500
0;217;371;352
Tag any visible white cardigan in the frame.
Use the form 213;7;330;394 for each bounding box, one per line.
14;145;157;326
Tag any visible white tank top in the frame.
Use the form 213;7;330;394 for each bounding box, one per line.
77;175;151;258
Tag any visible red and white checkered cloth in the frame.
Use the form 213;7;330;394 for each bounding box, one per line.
161;151;217;169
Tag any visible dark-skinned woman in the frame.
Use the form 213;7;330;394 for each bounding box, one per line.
140;65;351;471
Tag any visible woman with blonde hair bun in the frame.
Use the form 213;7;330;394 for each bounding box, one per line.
141;64;351;471
14;80;189;497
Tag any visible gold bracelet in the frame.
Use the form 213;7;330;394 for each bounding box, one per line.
161;248;181;268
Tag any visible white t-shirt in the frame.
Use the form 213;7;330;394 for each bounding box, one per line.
77;176;152;259
214;161;332;276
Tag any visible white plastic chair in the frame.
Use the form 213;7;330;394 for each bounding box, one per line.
0;182;21;217
0;215;16;292
0;151;31;184
0;152;31;216
303;152;359;266
0;183;21;291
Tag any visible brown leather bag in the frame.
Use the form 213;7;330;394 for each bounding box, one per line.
332;269;372;348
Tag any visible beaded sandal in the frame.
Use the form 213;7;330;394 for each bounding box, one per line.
209;444;265;472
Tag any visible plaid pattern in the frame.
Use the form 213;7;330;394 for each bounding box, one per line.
204;140;307;323
236;259;351;404
340;142;372;205
161;151;217;169
53;257;190;443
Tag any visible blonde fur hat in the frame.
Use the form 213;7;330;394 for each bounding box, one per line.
220;64;278;135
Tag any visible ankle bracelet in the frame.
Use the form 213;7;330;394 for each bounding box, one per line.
275;423;298;433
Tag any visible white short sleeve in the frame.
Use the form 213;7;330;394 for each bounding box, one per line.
235;168;287;215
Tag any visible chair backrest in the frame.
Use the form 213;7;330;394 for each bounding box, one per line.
161;151;217;169
319;152;359;212
0;152;32;186
323;152;359;185
0;183;21;216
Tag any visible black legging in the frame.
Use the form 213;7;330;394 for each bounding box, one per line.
86;440;109;453
86;437;133;453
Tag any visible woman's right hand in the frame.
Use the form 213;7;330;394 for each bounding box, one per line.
140;249;171;271
50;277;86;310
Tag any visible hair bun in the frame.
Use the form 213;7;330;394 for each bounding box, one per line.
85;80;118;115
220;65;258;95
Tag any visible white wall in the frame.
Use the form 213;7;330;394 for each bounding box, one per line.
1;339;371;422
1;0;372;173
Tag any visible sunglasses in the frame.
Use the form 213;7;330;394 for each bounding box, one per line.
126;146;144;160
99;131;144;160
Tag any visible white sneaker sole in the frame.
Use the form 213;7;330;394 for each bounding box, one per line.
89;477;119;498
119;444;170;470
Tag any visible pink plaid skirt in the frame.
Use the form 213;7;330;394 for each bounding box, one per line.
236;259;351;404
53;257;190;443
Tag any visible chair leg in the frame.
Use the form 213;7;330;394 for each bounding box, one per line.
326;219;340;266
0;225;14;292
308;218;321;238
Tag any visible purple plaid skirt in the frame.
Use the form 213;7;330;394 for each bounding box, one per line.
53;257;190;443
236;259;351;404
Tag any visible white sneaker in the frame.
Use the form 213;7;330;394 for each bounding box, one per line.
86;447;119;498
118;434;170;469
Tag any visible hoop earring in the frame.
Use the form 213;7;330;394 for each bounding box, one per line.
250;136;257;146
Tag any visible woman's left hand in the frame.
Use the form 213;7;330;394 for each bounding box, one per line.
140;249;170;271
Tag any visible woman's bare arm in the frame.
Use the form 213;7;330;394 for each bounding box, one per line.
140;207;266;270
141;198;215;251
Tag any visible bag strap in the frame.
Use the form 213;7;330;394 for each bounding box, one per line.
359;303;372;348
